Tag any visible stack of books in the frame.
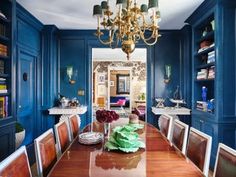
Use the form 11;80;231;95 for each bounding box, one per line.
0;43;7;56
0;24;6;37
196;101;208;112
208;66;215;79
197;69;208;80
207;51;215;63
0;96;8;118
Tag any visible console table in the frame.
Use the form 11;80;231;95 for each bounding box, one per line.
152;107;191;115
48;106;87;122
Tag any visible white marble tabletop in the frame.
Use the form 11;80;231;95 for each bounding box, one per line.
48;106;87;115
152;106;191;115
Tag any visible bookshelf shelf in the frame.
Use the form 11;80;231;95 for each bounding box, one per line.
196;62;215;69
195;46;215;57
0;35;10;42
194;78;215;82
0;55;9;60
0;73;9;78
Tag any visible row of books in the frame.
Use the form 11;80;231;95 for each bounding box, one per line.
207;51;215;64
196;101;208;112
0;23;6;37
0;43;7;56
0;96;8;118
196;66;215;80
0;60;4;74
0;78;7;94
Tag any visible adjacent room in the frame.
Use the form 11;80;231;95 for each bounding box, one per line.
0;0;236;177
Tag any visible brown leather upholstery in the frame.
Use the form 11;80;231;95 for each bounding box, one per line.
215;147;236;177
0;153;31;177
70;115;79;139
159;115;170;138
39;133;57;177
58;122;70;153
172;122;185;151
186;131;207;171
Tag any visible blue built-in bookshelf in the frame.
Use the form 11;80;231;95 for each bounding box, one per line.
186;0;236;168
0;0;15;161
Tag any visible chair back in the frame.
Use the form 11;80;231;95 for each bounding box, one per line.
68;114;81;139
54;120;71;155
186;127;212;177
34;128;57;177
213;143;236;177
171;119;189;154
0;146;32;177
158;114;174;141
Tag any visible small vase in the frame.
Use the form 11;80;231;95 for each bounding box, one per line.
103;122;110;139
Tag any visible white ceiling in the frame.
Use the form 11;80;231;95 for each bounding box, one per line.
17;0;204;30
92;48;147;61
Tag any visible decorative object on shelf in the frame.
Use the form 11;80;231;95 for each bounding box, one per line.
96;109;119;138
66;66;78;84
104;124;145;153
173;85;182;100
155;98;165;108
202;86;207;102
68;98;80;108
0;10;7;19
15;122;25;149
93;0;161;59
58;96;70;108
164;65;171;84
129;114;139;124
170;98;185;108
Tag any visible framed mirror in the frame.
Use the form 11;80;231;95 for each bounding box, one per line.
116;74;130;94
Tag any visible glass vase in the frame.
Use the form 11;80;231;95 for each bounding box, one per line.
103;122;110;139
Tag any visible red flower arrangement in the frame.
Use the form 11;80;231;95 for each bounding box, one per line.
96;109;119;123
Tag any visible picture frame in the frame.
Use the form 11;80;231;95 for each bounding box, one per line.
98;73;105;84
110;81;114;86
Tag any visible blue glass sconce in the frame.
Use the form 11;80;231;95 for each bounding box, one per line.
164;65;171;84
66;66;78;84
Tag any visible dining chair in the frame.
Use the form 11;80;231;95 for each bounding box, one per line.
68;114;81;140
213;143;236;177
0;146;32;177
34;128;57;177
171;119;189;154
186;127;212;177
158;114;174;141
54;119;71;155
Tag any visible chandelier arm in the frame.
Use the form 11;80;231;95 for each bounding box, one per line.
142;35;158;46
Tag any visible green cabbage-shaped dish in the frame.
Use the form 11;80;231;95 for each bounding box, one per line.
105;124;145;153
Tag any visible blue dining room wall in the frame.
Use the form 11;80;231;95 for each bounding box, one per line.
58;29;191;128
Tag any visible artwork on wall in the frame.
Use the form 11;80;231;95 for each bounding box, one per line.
116;74;130;94
98;73;105;84
110;81;114;86
98;85;106;96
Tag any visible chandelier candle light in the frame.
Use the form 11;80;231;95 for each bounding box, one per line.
93;0;161;59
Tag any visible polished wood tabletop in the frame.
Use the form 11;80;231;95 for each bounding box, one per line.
48;119;204;177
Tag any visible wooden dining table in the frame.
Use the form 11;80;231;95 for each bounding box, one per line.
48;119;204;177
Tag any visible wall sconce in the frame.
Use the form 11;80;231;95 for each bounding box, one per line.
66;66;78;84
164;65;171;84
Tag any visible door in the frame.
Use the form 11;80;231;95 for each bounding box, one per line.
17;50;36;145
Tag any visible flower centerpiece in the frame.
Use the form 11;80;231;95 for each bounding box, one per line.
96;110;119;138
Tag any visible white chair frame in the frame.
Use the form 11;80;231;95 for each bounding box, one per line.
171;119;189;154
34;128;56;177
213;143;236;177
159;114;174;141
187;127;212;177
0;146;32;177
68;114;81;140
54;119;71;156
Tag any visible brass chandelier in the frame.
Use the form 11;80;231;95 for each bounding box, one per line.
93;0;161;59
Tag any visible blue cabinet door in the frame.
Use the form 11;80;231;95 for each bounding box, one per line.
17;50;36;145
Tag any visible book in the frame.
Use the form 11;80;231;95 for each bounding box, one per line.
0;97;5;118
0;60;4;74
